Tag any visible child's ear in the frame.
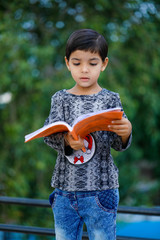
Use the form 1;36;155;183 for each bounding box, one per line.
65;56;70;71
101;57;109;72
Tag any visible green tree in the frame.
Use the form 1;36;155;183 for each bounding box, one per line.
0;0;160;229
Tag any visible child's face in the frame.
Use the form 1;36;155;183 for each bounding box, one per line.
65;50;108;90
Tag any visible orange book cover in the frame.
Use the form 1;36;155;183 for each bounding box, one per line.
25;107;123;143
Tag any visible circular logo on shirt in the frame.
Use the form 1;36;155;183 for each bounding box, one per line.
65;134;96;165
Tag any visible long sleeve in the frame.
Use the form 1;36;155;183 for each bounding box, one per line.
108;93;132;152
44;91;66;153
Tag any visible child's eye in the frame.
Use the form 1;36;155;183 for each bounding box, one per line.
90;63;97;66
73;63;80;66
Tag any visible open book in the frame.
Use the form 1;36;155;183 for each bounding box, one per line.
25;107;123;143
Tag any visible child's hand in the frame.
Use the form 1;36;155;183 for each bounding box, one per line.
64;133;85;151
108;117;132;146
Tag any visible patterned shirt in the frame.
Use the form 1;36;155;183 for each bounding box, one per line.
44;88;132;191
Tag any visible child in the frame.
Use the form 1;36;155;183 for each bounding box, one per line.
44;29;132;240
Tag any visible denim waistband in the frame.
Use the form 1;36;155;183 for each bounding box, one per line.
54;188;117;199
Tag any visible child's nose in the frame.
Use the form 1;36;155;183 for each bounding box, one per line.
81;64;89;72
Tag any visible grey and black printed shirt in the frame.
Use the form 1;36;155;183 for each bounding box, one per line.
44;88;132;191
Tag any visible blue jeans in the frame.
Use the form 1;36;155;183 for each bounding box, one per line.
49;188;119;240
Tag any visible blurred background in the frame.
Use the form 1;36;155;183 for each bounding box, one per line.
0;0;160;239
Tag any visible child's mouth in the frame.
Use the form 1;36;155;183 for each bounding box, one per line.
80;77;89;81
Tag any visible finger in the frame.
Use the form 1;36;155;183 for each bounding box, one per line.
111;118;127;124
109;124;127;130
108;125;128;134
109;125;130;136
67;132;74;140
78;135;84;141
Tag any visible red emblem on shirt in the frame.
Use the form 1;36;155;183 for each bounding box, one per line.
65;134;96;165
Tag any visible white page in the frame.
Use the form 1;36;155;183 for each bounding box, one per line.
72;107;121;127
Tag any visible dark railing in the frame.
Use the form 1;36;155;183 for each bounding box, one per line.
0;196;160;240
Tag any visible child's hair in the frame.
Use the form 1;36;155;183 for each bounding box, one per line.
65;29;108;62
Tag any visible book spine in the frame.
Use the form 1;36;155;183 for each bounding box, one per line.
71;130;86;152
71;131;78;141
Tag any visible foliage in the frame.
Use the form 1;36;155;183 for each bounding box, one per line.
0;0;160;229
